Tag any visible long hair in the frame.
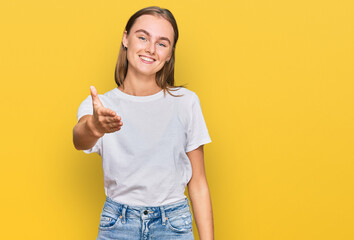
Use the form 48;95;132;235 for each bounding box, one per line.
115;6;187;97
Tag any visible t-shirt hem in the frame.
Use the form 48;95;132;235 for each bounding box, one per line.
106;195;188;207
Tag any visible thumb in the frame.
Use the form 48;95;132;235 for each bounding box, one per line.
90;86;104;109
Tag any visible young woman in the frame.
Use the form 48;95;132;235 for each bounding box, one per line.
73;6;214;240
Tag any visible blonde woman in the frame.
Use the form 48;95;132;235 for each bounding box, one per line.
73;6;214;240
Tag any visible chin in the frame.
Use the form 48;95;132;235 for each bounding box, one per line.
132;62;164;76
138;69;156;76
139;66;163;76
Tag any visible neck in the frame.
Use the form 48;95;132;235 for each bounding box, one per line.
119;69;162;96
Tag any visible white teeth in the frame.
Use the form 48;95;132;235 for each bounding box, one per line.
140;56;154;62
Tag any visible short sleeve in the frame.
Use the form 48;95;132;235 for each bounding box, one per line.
185;93;212;153
77;95;93;123
76;95;103;155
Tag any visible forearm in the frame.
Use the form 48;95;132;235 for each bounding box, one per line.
73;115;103;150
188;180;214;240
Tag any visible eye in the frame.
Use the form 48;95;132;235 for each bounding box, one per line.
157;43;166;47
139;36;146;41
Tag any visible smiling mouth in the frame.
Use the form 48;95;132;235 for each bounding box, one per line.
139;55;156;63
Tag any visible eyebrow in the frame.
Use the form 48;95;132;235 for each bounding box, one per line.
134;29;171;45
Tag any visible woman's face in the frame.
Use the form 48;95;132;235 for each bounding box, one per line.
123;14;174;78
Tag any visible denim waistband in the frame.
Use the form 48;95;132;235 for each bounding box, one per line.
103;196;192;224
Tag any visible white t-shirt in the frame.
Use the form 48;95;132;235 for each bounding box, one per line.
77;86;212;206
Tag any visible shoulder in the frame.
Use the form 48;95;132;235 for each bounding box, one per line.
168;87;202;121
80;89;116;108
167;87;198;104
101;87;118;98
94;87;119;104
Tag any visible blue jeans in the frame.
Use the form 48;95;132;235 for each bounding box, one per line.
97;196;195;240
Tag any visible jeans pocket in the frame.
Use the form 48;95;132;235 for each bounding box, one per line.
166;210;193;233
98;204;122;230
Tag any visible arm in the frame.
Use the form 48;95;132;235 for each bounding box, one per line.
73;115;104;150
73;86;123;150
187;145;214;240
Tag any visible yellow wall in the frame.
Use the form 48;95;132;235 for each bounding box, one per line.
1;0;353;239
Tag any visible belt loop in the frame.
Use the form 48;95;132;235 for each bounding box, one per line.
121;204;128;224
160;206;166;225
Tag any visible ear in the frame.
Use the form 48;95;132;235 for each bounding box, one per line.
122;30;128;48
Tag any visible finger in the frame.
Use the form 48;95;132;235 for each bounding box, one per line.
90;86;104;109
98;107;116;117
108;122;120;128
107;125;121;133
105;116;122;123
114;126;122;131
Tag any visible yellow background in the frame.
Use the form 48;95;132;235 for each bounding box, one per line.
1;0;353;239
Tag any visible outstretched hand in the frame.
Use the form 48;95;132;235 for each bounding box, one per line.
90;86;123;136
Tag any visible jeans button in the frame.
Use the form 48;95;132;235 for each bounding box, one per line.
144;210;148;215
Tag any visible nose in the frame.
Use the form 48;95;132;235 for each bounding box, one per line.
146;41;156;54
